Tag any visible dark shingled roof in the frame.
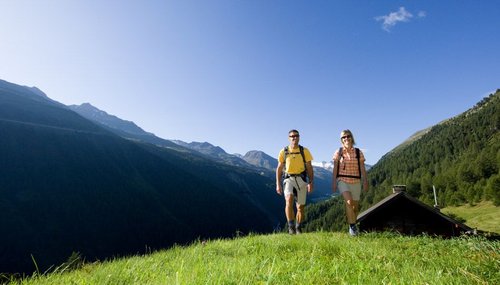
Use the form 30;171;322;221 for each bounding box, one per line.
358;191;473;237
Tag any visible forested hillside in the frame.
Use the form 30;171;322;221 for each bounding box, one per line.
306;90;499;232
0;80;282;274
364;90;499;209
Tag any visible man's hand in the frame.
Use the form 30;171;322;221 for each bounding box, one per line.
276;184;283;195
307;182;314;193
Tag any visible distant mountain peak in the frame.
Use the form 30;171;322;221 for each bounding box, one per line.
69;103;151;137
29;86;49;98
180;141;228;156
0;79;62;107
199;141;216;148
242;150;277;171
79;102;97;109
71;102;113;117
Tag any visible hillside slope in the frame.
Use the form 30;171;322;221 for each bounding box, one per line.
306;90;499;232
0;80;282;274
365;90;499;208
69;103;184;150
442;201;500;233
11;233;498;284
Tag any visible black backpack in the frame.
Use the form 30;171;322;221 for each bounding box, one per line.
283;145;308;182
336;147;361;179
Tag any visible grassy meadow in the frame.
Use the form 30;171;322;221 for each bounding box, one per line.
442;201;500;234
6;232;498;285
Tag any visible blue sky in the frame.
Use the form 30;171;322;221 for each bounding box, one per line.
1;1;499;165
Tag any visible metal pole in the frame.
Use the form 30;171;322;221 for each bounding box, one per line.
433;185;438;208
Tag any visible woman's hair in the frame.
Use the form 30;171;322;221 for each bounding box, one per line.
340;129;356;145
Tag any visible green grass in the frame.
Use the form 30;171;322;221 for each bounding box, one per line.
7;232;499;285
442;201;500;234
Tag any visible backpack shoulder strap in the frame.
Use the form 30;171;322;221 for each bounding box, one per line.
298;145;306;165
282;146;288;173
299;145;309;181
355;147;361;176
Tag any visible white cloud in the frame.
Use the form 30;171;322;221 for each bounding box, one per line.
375;7;413;32
418;11;427;18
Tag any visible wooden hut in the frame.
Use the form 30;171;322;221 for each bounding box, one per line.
357;185;473;237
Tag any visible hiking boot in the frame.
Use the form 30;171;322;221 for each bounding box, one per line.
349;225;358;236
295;226;302;235
288;226;296;235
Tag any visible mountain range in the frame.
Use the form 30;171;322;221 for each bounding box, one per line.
70;103;271;171
0;79;283;274
5;77;493;274
70;103;335;201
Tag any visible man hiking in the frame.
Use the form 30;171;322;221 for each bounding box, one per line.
276;129;314;234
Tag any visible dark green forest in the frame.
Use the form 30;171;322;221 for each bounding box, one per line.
306;90;500;232
0;80;282;274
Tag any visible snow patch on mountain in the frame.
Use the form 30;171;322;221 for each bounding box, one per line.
312;161;334;171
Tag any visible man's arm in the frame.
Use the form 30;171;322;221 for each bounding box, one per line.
276;161;284;195
306;161;314;193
